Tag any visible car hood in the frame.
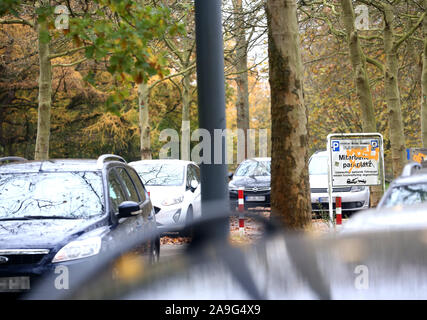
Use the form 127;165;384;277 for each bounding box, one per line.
145;185;184;206
309;174;328;189
0;218;105;249
342;204;427;234
230;176;270;188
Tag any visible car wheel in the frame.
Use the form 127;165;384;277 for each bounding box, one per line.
182;206;194;238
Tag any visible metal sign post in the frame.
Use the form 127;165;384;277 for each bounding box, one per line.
326;133;385;229
194;0;229;239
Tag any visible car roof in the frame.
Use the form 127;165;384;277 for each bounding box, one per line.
310;150;328;157
390;171;427;186
0;159;102;174
242;157;271;162
129;159;197;167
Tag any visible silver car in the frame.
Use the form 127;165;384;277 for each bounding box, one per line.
377;162;427;209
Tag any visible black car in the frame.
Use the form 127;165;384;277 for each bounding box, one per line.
229;157;271;210
0;155;159;296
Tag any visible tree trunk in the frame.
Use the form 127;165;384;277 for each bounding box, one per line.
138;82;152;160
266;0;311;230
34;17;52;160
422;0;427;147
340;0;376;132
181;72;191;160
233;0;250;159
384;4;406;178
340;0;382;206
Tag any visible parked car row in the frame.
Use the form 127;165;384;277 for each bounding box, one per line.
3;149;427;296
228;152;371;216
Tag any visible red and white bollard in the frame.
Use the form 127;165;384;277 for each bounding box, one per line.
238;187;245;237
335;196;342;227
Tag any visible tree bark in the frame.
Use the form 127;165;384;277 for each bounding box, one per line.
383;4;406;178
422;0;427;147
233;0;250;159
340;0;382;206
267;0;311;230
34;17;52;160
181;72;191;160
340;0;376;133
138;82;152;160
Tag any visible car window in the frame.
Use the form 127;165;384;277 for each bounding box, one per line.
132;163;185;186
108;171;127;213
309;155;328;175
193;165;200;183
382;183;427;207
116;167;140;202
0;171;104;219
187;165;200;185
126;168;147;202
186;165;193;188
234;160;271;177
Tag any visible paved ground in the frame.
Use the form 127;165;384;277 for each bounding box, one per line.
159;211;349;261
160;243;188;261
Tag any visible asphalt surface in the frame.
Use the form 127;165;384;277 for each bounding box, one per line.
159;242;188;261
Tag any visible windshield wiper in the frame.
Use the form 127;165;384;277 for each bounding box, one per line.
0;216;78;221
0;217;32;221
24;216;78;220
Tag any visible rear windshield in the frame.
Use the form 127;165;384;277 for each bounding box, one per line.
382;183;427;208
0;171;104;220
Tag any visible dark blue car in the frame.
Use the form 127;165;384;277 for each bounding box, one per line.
0;155;159;296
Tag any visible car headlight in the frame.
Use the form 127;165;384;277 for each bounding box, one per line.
161;195;184;206
351;186;366;192
52;237;102;263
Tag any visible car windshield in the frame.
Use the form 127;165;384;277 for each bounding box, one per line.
234;160;271;177
133;164;185;186
0;171;104;220
382;183;427;207
309;155;328;175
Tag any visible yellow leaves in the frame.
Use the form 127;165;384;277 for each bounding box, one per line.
120;39;127;50
146;55;164;79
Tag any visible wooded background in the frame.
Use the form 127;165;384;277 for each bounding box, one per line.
0;0;426;179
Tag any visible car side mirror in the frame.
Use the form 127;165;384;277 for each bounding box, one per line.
190;179;198;192
153;206;161;214
117;201;140;219
228;172;233;180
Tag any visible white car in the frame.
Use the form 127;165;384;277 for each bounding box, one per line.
129;159;201;235
309;151;370;215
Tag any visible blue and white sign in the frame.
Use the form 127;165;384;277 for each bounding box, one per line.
332;141;340;152
328;136;383;187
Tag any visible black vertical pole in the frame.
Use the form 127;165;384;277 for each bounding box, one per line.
194;0;229;239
